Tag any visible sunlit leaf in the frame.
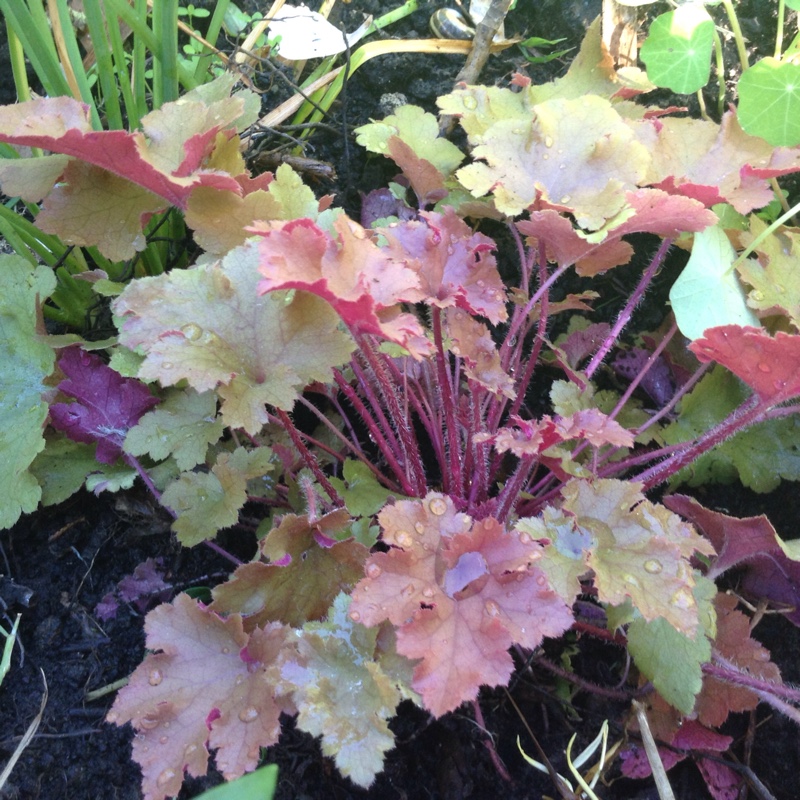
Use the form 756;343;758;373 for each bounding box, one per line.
738;58;800;146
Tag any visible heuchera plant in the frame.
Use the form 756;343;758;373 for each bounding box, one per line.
5;20;800;800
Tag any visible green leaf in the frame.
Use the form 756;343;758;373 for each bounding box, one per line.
327;459;397;518
162;447;274;545
190;765;278;800
280;594;415;789
29;437;100;506
124;388;224;471
663;367;800;492
669;224;760;340
627;617;709;714
738;58;800;146
627;576;716;714
640;6;714;94
0;256;57;529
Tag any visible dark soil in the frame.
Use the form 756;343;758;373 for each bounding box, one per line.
1;2;799;799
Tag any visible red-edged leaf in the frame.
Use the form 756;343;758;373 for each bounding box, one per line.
107;594;291;800
664;495;800;625
49;347;159;464
254;216;431;358
349;494;572;717
517;189;715;276
689;325;800;402
379;208;508;324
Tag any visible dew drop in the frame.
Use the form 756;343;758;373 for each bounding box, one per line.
221;647;230;654
518;531;532;544
558;163;566;170
428;497;448;516
463;96;478;110
148;669;163;686
396;530;414;548
484;599;501;617
157;769;176;788
414;522;425;534
181;323;203;341
106;711;119;724
422;587;435;598
366;563;383;579
544;135;554;148
162;362;173;370
185;744;198;757
349;610;361;622
559;195;571;204
238;707;259;723
140;715;159;730
623;573;641;588
159;736;169;744
671;587;693;609
757;362;772;373
644;559;663;574
401;583;416;598
536;574;546;586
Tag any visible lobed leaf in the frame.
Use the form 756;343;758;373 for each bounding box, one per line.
349;494;573;717
210;509;368;628
278;594;416;788
50;346;160;465
107;594;291;800
114;238;355;433
690;325;800;402
254;216;431;358
0;257;57;528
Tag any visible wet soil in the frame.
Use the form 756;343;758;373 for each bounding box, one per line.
1;1;799;799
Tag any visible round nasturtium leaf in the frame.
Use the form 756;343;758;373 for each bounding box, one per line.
640;6;714;94
738;58;800;146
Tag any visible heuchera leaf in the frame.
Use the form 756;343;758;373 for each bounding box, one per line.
160;447;274;546
695;593;781;727
517;189;716;276
689;325;800;402
669;225;760;340
253;216;431;358
538;480;715;636
664;494;800;626
379;208;508;324
0;257;56;529
28;437;100;506
646;113;800;214
349;494;573;717
445;308;515;398
486;410;634;456
107;594;291;800
210;509;368;628
278;594;416;788
124;388;224;472
454;94;650;226
50;347;159;465
661;367;800;492
737;216;800;328
0;76;258;259
114;238;355;433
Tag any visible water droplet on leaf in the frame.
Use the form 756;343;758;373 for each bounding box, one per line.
422;587;435;598
140;715;159;730
671;587;693;609
349;610;361;622
757;362;771;373
484;599;500;617
643;559;663;574
157;769;176;788
181;323;203;341
396;530;414;547
366;563;382;579
428;497;447;516
463;96;477;110
518;531;532;544
414;522;425;534
148;670;163;686
544;135;554;147
623;574;640;588
239;707;259;723
401;583;416;598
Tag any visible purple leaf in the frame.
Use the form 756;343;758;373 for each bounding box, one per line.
49;347;159;464
118;558;171;611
